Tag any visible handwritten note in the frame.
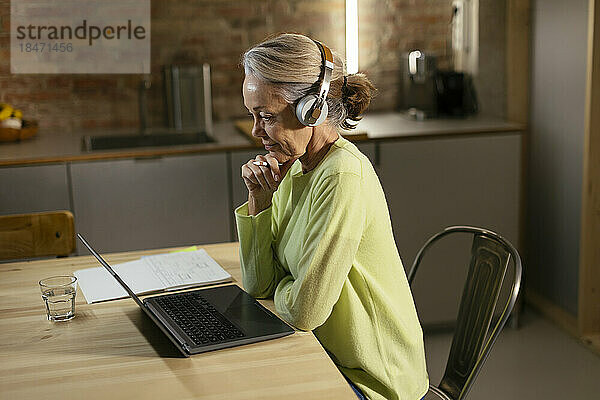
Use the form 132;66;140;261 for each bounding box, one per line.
75;249;232;304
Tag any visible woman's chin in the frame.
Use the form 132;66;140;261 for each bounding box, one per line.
268;151;288;162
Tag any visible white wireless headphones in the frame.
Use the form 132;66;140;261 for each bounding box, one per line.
295;40;334;127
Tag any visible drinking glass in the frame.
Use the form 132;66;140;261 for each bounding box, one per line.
39;275;77;321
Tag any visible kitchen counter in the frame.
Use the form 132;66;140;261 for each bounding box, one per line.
359;113;523;139
0;121;253;167
0;113;524;166
0;112;525;264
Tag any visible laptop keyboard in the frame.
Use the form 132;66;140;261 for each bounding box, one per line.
154;292;245;346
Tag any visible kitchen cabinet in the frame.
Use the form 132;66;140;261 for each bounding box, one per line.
70;153;230;255
377;133;521;326
0;164;71;215
229;150;256;218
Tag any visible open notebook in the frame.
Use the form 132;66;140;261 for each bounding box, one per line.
75;249;232;303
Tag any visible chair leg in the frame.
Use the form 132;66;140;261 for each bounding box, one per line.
508;289;523;329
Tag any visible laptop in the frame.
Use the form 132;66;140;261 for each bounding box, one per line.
77;234;294;357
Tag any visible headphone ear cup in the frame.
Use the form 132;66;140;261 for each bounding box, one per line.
295;95;328;127
295;95;316;126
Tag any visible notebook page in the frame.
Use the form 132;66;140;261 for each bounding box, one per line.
75;249;231;303
143;249;231;289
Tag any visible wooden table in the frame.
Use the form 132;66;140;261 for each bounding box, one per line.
0;242;354;400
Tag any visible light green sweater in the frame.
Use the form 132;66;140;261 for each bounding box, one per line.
235;137;428;400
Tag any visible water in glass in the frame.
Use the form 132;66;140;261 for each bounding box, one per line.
42;286;76;321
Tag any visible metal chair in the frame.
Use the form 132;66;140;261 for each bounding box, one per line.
408;226;522;400
0;211;75;261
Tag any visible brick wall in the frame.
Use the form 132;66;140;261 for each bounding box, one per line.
0;0;463;133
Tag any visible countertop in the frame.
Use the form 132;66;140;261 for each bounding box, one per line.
0;112;524;167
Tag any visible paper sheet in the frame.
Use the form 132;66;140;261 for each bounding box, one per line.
75;249;231;304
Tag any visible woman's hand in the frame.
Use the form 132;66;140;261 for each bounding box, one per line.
242;154;294;215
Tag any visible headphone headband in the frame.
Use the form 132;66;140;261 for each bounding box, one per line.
306;40;334;124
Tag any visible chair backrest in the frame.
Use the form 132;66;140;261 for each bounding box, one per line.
408;226;522;400
0;211;75;261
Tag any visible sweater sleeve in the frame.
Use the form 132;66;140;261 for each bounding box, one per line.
234;201;287;299
274;172;366;331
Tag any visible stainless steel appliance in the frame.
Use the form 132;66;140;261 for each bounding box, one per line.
164;64;213;136
401;50;438;120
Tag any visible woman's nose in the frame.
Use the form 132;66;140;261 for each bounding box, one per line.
251;119;266;138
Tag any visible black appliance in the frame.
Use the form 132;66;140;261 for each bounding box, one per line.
434;71;478;117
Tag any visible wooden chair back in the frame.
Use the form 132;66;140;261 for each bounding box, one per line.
0;211;76;261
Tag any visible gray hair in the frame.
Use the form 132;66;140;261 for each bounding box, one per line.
242;33;375;130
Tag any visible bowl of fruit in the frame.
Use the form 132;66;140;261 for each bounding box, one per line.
0;103;38;142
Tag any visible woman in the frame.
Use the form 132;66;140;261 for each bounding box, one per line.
235;33;428;400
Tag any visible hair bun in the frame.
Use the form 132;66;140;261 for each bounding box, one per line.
341;73;376;130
